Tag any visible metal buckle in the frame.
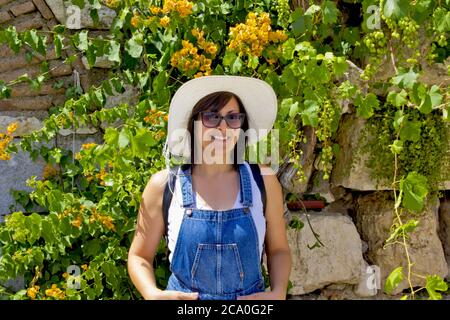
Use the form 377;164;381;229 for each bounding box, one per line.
243;207;250;213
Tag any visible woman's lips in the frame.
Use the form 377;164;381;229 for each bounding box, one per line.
211;135;230;141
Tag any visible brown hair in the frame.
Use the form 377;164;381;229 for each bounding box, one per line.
187;91;249;171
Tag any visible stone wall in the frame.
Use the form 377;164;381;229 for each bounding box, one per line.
1;0;449;300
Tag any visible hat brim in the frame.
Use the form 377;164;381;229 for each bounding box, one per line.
167;75;278;156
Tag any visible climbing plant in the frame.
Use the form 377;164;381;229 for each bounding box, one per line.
0;0;448;299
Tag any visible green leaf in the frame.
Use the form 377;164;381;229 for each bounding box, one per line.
26;213;42;245
383;0;409;20
433;8;450;32
354;93;379;119
74;30;89;51
322;1;339;25
291;8;307;36
231;56;243;74
392;68;418;89
400;171;429;212
399;120;421;142
223;50;236;66
385;266;404;294
389;139;403;154
104;127;119;145
301;100;319;126
288;101;299;118
332;57;348;76
248;55;259;69
419;85;442;114
305;4;321;16
125;34;143;58
118;129;130;149
393;110;404;131
41;219;57;244
425;275;448;300
54;34;64;59
282;38;296;60
387;90;408;107
106;40;121;63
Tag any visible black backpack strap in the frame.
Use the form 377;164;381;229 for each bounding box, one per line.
162;166;178;239
249;163;266;216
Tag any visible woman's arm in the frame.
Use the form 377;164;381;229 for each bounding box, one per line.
127;169;198;300
238;164;292;300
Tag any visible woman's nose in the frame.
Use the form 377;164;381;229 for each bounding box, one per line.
218;118;228;131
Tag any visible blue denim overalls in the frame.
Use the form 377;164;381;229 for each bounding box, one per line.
166;163;265;300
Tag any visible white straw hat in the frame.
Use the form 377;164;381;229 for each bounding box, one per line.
166;75;278;157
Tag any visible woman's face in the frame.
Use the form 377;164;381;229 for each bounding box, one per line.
196;96;243;164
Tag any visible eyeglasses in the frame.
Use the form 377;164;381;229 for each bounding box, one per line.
200;111;245;129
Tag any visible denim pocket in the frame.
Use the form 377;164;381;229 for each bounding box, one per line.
191;243;244;294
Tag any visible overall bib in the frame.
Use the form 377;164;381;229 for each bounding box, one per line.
166;163;265;300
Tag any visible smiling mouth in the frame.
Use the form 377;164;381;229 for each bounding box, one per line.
211;135;230;141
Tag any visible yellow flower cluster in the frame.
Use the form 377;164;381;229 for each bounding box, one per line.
144;109;167;125
171;30;218;78
96;168;107;186
71;214;83;228
0;122;18;161
103;0;119;8
131;11;141;28
82;143;97;150
162;0;193;17
159;15;171;27
45;284;65;300
42;164;59;180
228;12;288;58
81;264;89;271
27;285;40;299
90;207;115;231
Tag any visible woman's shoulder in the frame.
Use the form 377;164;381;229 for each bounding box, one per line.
142;169;170;202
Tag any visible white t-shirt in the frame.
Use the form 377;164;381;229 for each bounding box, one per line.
167;161;266;263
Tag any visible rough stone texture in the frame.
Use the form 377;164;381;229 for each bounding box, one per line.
331;113;392;191
355;192;449;294
438;197;450;279
10;1;35;16
278;126;316;194
10;11;46;32
10;77;69;97
43;0;63;22
55;131;103;155
59;126;97;136
32;0;53;19
0;138;47;218
0;9;12;23
307;169;335;203
287;211;365;294
81;55;116;69
0;0;16;7
0;95;65;110
45;0;116;29
0;114;43;136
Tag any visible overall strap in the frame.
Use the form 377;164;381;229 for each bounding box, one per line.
248;163;266;216
238;163;253;208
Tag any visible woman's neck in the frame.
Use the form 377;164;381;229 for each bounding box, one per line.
192;163;235;177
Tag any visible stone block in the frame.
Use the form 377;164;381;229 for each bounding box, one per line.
0;9;11;23
10;1;36;16
355;192;448;294
0;138;48;218
32;0;53;19
287;211;365;294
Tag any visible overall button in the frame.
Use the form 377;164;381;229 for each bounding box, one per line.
185;208;192;216
243;207;250;213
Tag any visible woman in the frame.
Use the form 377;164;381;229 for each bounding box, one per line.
128;75;291;300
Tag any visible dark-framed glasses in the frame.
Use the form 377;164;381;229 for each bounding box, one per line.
200;111;245;129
